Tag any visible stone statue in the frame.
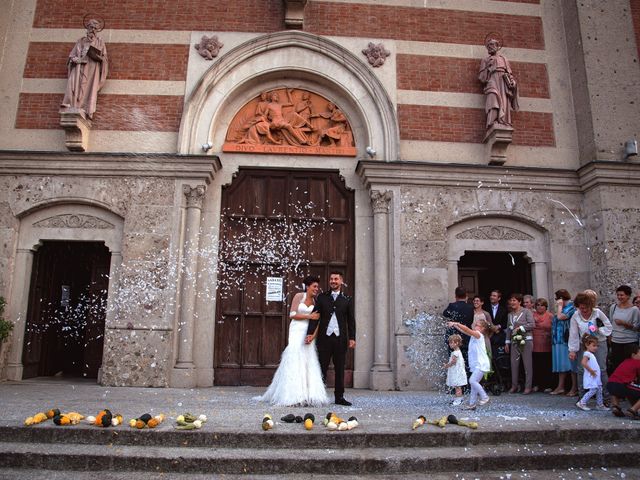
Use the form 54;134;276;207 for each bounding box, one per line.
61;18;108;119
478;36;519;129
194;35;224;60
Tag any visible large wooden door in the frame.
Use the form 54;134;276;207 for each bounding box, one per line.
214;168;355;385
22;241;110;379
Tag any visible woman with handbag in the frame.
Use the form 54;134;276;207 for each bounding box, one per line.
550;289;576;395
568;292;613;398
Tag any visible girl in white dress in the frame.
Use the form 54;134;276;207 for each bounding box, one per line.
447;319;496;410
576;334;608;411
444;334;467;406
256;276;329;407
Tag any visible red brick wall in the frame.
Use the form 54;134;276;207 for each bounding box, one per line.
397;55;549;98
631;0;640;61
16;93;183;131
24;43;189;81
15;93;62;130
33;0;284;32
305;2;544;49
398;105;555;146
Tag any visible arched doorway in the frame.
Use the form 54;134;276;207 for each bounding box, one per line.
447;217;551;302
5;203;123;382
22;241;110;379
458;251;533;301
214;168;355;386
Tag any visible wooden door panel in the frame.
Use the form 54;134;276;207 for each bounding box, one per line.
262;315;284;366
215;316;241;366
267;176;287;216
214;168;354;386
327;182;348;218
242;315;262;366
328;223;348;262
308;224;326;261
308;177;326;217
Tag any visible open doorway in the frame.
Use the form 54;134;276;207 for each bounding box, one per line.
458;251;532;303
22;241;111;379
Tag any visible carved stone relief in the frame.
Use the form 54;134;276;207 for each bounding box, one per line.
362;42;390;68
455;226;533;241
194;35;224;60
223;88;356;156
33;214;114;229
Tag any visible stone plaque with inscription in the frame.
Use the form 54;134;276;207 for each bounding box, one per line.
223;88;356;156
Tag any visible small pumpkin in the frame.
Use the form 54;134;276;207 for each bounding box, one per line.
46;409;61;419
95;409;113;427
53;414;71;426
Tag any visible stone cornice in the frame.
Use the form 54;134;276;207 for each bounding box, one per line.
356;160;582;193
0;151;221;184
577;161;640;192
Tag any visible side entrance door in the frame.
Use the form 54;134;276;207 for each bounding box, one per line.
214;168;355;386
22;241;110;379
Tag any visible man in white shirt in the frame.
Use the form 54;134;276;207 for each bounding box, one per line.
306;271;356;406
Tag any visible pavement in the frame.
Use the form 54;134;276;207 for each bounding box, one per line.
1;377;639;432
1;378;639;479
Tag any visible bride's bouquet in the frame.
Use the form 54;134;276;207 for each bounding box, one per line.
511;325;527;351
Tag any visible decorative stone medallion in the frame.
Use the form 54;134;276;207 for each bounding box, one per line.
362;42;391;67
194;35;224;60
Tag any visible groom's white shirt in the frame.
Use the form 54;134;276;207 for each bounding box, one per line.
327;291;340;336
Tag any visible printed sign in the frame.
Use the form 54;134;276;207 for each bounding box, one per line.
266;277;283;302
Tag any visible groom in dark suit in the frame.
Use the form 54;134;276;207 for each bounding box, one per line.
305;271;356;406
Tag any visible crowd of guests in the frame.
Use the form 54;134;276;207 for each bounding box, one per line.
443;285;640;417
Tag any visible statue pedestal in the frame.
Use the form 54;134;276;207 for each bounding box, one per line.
59;109;92;152
483;124;513;165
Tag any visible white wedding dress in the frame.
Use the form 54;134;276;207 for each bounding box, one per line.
256;300;329;406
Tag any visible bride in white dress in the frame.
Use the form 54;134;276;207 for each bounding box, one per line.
256;275;329;406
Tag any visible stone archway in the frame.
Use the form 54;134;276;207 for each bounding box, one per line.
447;215;551;301
5;202;123;381
178;30;399;161
178;31;400;390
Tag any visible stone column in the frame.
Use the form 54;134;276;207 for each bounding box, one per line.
531;261;550;302
369;189;394;390
98;251;122;384
6;248;34;381
171;185;206;388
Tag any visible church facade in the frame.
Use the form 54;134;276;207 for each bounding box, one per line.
0;0;638;389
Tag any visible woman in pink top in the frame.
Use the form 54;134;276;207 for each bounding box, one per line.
532;298;554;392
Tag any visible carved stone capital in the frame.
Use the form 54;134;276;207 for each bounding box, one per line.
183;185;206;208
60;109;92;152
284;0;307;29
370;189;392;214
483;124;514;165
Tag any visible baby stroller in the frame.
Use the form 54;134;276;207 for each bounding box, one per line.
484;345;511;396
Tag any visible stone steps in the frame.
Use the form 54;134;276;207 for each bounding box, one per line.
0;439;636;475
0;426;638;476
1;469;638;480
